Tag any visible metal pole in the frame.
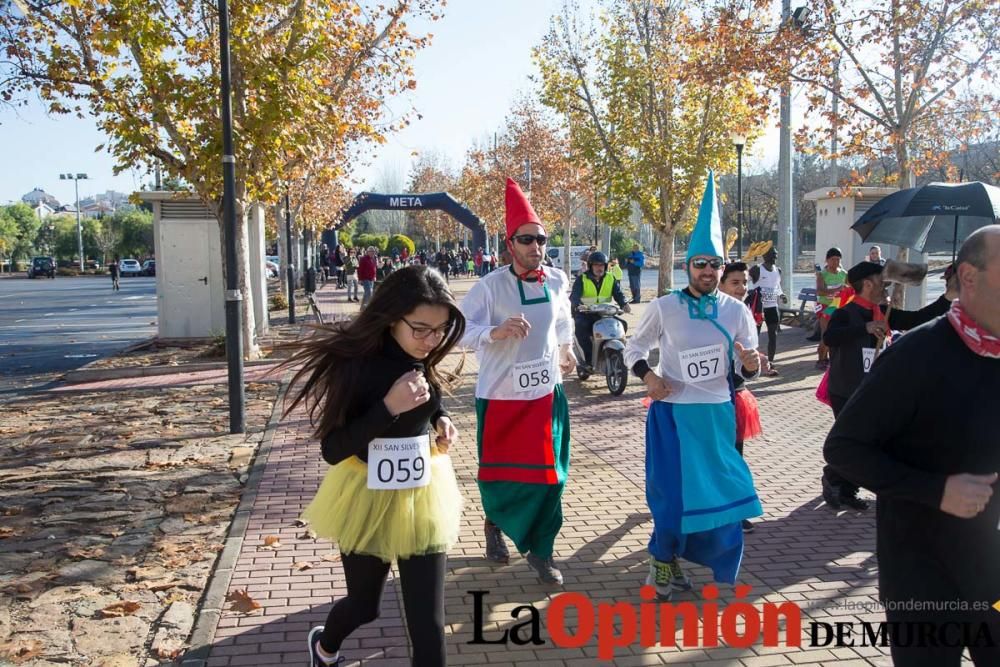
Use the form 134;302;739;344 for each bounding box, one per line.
218;0;245;434
75;178;84;272
736;144;744;259
285;189;296;324
777;0;795;301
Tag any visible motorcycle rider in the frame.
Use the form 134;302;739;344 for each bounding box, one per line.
569;251;631;370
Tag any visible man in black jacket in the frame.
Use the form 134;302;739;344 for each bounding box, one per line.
823;226;1000;666
820;260;954;510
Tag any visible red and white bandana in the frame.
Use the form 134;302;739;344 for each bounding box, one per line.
947;300;1000;359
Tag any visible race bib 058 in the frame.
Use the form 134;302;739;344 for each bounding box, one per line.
512;356;554;393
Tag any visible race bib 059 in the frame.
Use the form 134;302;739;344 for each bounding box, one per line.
367;435;432;491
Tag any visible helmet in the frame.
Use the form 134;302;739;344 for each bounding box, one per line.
587;251;608;267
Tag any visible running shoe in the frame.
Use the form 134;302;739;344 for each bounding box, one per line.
526;552;563;585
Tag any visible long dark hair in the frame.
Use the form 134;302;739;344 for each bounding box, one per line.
281;265;465;439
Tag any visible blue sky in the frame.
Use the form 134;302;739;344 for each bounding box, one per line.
0;0;782;206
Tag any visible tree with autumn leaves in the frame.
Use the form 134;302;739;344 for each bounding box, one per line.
535;0;779;292
791;0;998;189
451;98;593;252
1;0;441;356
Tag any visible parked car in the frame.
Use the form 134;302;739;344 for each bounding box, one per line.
27;256;55;279
141;259;156;276
265;259;279;278
119;258;142;277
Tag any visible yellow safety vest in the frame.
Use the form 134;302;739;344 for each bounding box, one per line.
581;274;615;305
609;264;623;282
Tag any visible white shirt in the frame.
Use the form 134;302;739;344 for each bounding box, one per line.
623;289;760;404
460;267;574;400
752;264;783;309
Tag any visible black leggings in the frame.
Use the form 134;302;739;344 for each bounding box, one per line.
320;551;447;667
823;393;859;496
756;307;779;362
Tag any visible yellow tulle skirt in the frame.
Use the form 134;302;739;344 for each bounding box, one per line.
302;448;462;563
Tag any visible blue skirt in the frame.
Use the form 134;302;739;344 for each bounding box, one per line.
645;401;763;584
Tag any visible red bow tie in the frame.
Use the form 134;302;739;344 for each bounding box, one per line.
518;267;546;284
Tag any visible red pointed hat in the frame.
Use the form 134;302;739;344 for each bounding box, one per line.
505;177;541;239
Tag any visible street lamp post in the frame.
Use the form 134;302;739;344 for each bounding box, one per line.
59;173;88;271
218;0;246;434
731;133;746;259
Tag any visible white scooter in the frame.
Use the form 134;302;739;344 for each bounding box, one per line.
574;303;629;396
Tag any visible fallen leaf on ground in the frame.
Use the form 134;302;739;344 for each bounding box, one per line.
67;546;106;559
99;601;142;618
321;553;341;563
0;638;43;663
261;535;281;549
0;526;16;538
145;579;181;592
297;529;317;540
155;646;184;660
293;561;313;571
226;589;262;613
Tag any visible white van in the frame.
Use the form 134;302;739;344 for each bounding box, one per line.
546;246;591;275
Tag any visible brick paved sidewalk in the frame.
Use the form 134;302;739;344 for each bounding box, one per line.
185;277;923;667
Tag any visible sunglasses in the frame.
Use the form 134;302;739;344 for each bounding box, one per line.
690;258;723;270
511;234;548;246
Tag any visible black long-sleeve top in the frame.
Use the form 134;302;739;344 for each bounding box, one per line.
569;271;629;310
319;334;448;466
824;318;1000;603
822;295;950;399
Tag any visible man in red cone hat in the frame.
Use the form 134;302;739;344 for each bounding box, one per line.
459;178;577;585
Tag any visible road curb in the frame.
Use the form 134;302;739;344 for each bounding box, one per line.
180;367;291;667
62;358;280;384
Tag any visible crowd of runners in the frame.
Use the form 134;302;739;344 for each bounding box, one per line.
283;174;1000;667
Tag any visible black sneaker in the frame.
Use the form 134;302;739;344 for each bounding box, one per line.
526;552;563;585
840;492;870;511
308;626;344;666
741;519;754;533
484;520;509;564
822;476;842;510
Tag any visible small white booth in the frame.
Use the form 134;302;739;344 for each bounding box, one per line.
139;192;269;340
804;186;926;308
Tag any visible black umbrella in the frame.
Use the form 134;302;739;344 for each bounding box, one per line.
851;181;1000;261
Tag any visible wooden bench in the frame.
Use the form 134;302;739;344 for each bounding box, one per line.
779;287;818;326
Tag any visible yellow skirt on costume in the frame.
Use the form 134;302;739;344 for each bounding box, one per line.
302;448;462;563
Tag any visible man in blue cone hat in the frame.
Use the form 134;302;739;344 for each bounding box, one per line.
624;171;764;600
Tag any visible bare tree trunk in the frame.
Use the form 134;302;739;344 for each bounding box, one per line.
234;199;260;360
218;199;261;361
275;204;287;297
657;226;675;295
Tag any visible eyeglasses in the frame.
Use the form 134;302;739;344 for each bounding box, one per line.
690;258;723;270
512;234;548;246
401;317;451;340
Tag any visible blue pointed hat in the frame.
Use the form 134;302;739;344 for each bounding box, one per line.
686;170;725;261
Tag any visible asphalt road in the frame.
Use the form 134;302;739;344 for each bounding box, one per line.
0;275;157;392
